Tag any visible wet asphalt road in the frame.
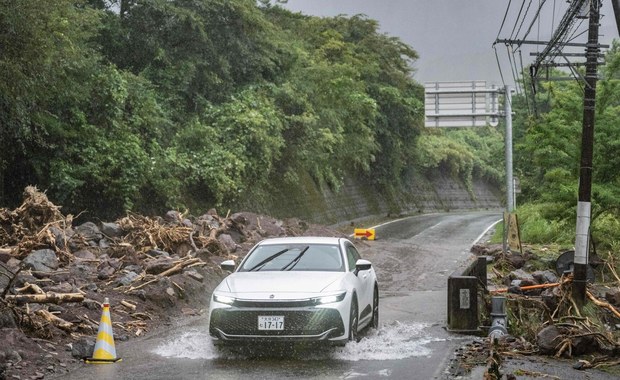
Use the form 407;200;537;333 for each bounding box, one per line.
59;211;502;380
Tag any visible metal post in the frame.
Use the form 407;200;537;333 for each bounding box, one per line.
504;86;514;212
574;0;601;306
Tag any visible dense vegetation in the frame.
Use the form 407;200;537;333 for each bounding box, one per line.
511;41;620;249
0;0;505;219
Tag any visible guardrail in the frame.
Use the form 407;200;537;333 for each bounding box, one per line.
447;256;487;332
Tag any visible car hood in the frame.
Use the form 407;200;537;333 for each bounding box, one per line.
222;271;344;298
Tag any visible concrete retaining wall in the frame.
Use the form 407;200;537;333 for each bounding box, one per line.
245;170;503;225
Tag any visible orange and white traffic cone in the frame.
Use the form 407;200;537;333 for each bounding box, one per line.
85;297;122;364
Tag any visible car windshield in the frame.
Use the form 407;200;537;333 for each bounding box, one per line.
239;243;344;272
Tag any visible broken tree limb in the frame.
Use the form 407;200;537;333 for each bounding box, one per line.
15;282;45;294
586;291;620;319
159;257;201;277
6;292;84;304
120;300;137;311
35;309;73;331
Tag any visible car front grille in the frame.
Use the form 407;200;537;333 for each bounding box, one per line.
210;308;344;338
232;299;318;308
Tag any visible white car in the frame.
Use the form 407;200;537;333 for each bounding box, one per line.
208;236;379;346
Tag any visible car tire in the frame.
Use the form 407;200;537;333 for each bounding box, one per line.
371;286;379;329
348;296;358;343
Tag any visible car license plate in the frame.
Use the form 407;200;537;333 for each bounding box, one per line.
258;316;284;330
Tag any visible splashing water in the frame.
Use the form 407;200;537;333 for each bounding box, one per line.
153;321;442;361
330;321;441;361
152;330;219;360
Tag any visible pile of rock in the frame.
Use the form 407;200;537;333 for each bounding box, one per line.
0;187;340;379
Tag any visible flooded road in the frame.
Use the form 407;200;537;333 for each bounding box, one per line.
59;211;501;380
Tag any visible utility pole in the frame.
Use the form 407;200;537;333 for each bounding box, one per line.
504;86;514;213
573;0;602;306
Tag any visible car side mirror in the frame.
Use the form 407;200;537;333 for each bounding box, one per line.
220;259;236;273
354;259;372;276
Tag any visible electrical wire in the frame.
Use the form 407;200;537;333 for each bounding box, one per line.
494;46;508;89
509;0;528;39
518;49;532;115
506;45;521;94
496;0;513;42
536;0;541;53
551;0;556;35
514;0;534;41
518;0;548;48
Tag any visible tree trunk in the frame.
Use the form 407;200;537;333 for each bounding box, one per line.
5;292;84;304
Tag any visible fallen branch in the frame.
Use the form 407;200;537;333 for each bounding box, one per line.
15;282;45;294
35;309;73;331
607;252;620;285
159;257;201;277
120;300;137;311
124;278;158;293
586;291;620;319
6;292;84;304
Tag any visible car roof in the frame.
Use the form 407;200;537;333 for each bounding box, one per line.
257;236;346;246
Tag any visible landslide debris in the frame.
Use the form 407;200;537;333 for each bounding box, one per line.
0;186;344;380
456;243;620;379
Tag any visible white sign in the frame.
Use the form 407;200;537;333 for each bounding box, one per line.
424;81;500;128
459;289;471;309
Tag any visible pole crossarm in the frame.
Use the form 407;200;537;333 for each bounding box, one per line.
531;0;589;70
494;39;609;49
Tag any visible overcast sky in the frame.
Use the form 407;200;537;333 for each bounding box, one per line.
283;0;619;87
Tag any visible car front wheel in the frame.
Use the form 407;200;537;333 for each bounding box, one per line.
348;296;358;342
371;286;379;329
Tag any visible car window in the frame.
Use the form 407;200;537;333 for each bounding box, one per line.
345;245;361;272
239;244;345;272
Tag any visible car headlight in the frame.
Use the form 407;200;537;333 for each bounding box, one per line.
314;292;346;305
213;294;235;305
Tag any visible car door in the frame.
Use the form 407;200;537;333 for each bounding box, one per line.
345;243;373;321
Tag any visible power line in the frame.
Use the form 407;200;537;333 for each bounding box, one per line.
496;0;514;41
510;0;528;39
494;46;508;89
518;0;549;48
531;0;588;69
514;0;535;41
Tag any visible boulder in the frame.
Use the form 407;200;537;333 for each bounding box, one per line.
605;288;620;307
508;269;537;286
147;249;170;258
100;222;122;238
505;254;526;269
145;257;175;275
571;334;599;355
75;222;103;242
22;249;59;273
74;249;96;260
164;210;182;224
537;325;563;354
542;287;561;311
71;337;96;359
218;234;237;253
0;250;12;263
185;270;204;282
49;226;73;250
116;271;139;287
532;270;558;284
44;283;73;293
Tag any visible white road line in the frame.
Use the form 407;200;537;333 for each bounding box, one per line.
471;219;502;246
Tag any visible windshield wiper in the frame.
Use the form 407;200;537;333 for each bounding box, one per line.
249;248;289;271
281;246;309;271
